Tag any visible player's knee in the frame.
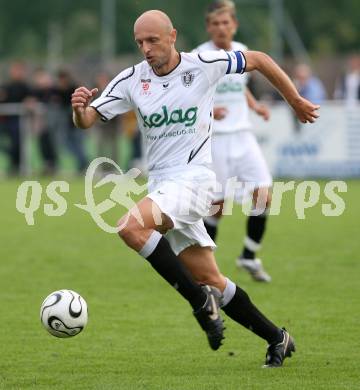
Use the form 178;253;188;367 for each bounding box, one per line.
197;272;226;291
117;215;142;245
213;201;224;218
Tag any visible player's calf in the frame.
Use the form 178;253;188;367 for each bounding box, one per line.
192;270;227;292
117;214;153;252
239;191;272;281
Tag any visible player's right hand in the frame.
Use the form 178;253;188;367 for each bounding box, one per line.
213;107;228;120
71;87;98;114
292;96;320;124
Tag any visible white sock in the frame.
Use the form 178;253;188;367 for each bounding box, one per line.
139;231;162;258
222;277;236;307
244;236;262;253
249;206;269;217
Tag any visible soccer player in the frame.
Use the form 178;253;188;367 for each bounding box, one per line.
71;10;319;367
194;0;276;282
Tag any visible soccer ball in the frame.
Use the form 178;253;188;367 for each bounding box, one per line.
40;289;88;338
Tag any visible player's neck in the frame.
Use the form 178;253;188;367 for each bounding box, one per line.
152;51;181;76
213;40;232;51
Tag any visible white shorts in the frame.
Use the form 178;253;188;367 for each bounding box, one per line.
211;131;272;203
147;166;216;255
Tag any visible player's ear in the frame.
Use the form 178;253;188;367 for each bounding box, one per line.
206;21;210;34
170;28;177;45
205;17;213;35
232;17;239;33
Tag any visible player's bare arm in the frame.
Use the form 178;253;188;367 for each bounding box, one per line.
244;51;320;123
245;89;270;121
72;86;99;129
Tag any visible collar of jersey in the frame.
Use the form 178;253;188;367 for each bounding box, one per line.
210;40;234;51
151;52;182;77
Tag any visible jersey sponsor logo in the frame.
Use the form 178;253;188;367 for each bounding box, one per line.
216;81;244;94
138;105;198;128
181;71;195;87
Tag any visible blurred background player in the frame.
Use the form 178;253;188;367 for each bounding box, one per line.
194;0;274;282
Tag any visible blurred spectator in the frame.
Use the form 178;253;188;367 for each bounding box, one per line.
129;129;144;171
122;111;145;172
94;71;121;168
334;54;360;106
30;68;58;175
0;61;31;175
293;64;327;104
54;70;88;173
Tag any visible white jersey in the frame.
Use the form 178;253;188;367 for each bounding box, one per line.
194;41;251;133
91;50;246;172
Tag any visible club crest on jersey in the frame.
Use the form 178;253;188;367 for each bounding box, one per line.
181;71;195;87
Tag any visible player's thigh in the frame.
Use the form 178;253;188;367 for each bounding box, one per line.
178;245;226;291
118;196;173;234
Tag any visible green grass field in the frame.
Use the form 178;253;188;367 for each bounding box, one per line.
0;178;359;389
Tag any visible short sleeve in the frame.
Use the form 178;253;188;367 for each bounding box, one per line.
90;66;135;121
197;50;246;85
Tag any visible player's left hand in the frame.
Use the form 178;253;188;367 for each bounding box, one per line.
292;96;320;123
255;104;270;121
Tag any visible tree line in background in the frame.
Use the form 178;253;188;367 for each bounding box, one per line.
0;0;359;60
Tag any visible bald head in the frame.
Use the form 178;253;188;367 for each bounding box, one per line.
134;10;178;72
134;10;173;34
